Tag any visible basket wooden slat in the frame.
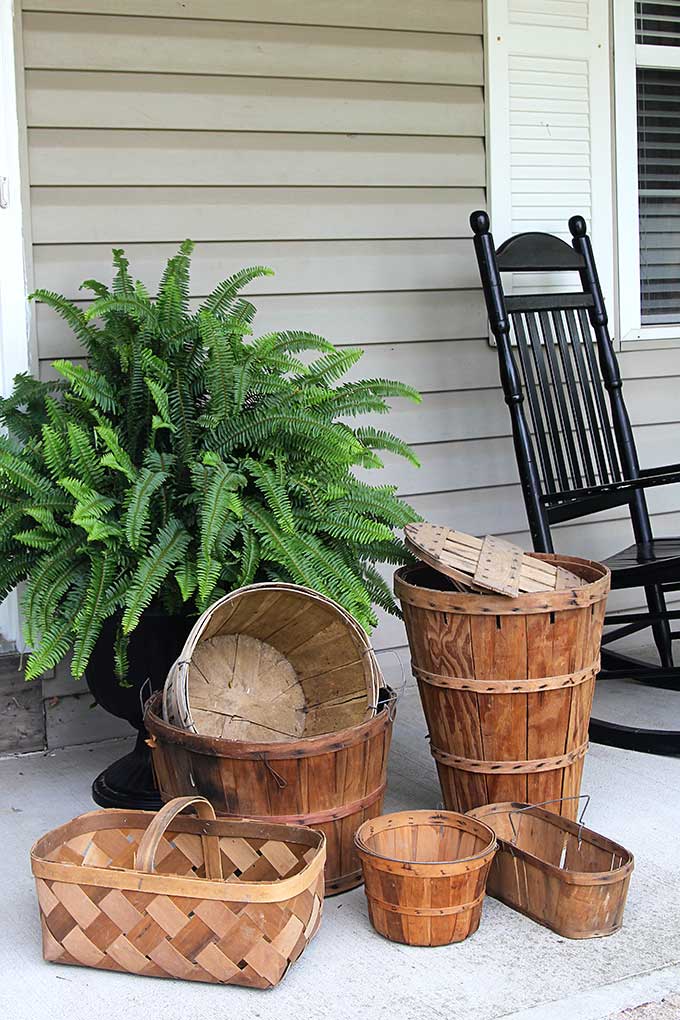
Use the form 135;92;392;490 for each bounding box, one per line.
31;796;325;988
146;688;395;895
163;583;381;741
395;555;610;817
355;810;497;946
467;801;634;938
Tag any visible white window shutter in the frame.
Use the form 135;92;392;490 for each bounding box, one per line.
486;1;614;313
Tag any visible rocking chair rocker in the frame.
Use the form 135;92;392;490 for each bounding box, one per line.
471;209;680;756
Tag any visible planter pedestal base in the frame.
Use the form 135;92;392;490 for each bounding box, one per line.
91;729;163;810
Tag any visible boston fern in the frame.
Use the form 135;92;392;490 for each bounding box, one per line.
0;243;421;683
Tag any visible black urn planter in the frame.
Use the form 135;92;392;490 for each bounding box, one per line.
85;610;193;810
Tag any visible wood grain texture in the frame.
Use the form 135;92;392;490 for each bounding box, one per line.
163;583;380;740
355;810;496;946
31;797;326;987
145;688;394;895
468;802;634;939
395;556;610;817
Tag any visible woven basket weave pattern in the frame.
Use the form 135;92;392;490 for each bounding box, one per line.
32;800;325;989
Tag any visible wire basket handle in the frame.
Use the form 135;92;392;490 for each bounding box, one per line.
509;794;590;847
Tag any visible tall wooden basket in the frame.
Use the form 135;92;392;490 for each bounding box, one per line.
395;555;610;819
145;688;395;895
31;796;325;988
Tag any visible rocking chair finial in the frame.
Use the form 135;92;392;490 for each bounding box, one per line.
569;214;588;238
470;209;490;235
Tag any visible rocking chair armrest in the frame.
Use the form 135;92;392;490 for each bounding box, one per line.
639;462;680;478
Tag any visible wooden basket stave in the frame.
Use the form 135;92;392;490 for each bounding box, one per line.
145;688;395;895
467;801;634;938
31;796;326;988
395;555;610;818
163;582;382;740
355;810;497;946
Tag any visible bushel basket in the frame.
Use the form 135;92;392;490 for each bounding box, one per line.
31;796;325;988
163;582;381;741
146;687;395;895
395;554;610;818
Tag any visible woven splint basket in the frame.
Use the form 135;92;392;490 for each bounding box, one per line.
31;796;326;988
163;582;381;740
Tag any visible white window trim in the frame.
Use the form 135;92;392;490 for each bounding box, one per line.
0;0;32;648
614;0;680;348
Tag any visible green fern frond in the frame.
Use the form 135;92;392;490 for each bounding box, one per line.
71;553;119;677
52;360;118;413
124;468;168;550
354;427;422;467
201;266;274;317
122;519;190;633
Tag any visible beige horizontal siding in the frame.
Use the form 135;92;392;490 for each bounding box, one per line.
30;187;485;245
28;132;484;187
26;73;482;135
24;14;483;84
22;1;483;34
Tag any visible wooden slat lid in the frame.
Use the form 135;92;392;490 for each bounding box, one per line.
404;523;584;596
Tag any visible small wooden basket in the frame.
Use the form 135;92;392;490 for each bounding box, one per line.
354;810;497;946
31;796;326;988
467;798;634;939
164;582;381;740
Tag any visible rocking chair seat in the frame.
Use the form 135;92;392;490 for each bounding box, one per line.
605;538;680;588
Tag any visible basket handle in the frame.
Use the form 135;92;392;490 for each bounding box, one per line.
135;796;223;881
509;794;590;847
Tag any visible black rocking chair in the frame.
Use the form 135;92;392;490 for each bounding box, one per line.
471;209;680;756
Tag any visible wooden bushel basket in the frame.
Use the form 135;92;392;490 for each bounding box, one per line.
31;796;325;988
163;582;381;741
395;555;610;819
355;810;497;946
145;688;395;895
467;799;634;938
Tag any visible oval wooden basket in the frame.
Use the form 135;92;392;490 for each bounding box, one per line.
31;796;326;988
395;555;610;818
145;687;395;895
163;582;381;741
354;810;497;946
467;801;634;939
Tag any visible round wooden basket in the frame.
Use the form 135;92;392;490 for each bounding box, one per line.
355;810;497;946
395;554;610;818
146;687;396;895
163;582;381;741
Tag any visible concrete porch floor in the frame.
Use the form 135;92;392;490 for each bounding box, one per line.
2;679;679;1020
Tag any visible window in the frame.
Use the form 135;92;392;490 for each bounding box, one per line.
615;0;680;342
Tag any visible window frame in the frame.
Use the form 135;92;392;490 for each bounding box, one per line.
614;0;680;348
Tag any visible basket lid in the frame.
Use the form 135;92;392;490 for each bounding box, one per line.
163;583;381;741
404;523;584;596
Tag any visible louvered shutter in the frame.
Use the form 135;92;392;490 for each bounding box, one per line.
486;1;614;310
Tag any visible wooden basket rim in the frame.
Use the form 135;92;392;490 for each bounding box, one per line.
354;810;497;867
146;686;396;760
31;807;327;904
163;581;382;732
467;802;634;885
395;553;611;615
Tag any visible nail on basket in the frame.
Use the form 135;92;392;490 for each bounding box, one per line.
31;795;325;988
